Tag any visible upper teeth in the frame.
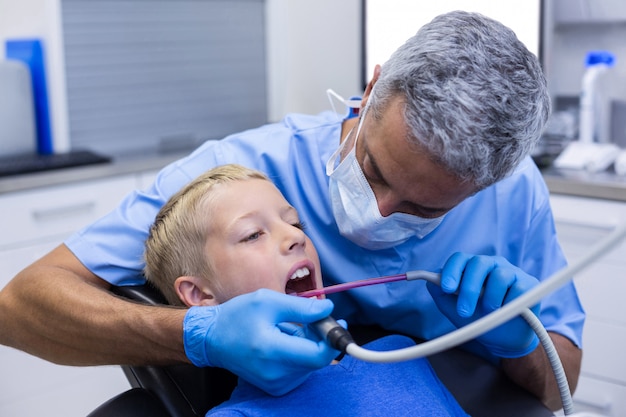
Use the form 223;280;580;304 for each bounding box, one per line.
290;267;310;280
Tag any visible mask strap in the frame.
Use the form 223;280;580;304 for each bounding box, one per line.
326;128;352;175
326;104;369;176
326;89;361;119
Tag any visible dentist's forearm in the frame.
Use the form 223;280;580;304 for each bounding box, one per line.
502;332;582;411
0;244;189;366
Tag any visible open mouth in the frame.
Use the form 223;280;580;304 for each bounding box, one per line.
285;266;316;295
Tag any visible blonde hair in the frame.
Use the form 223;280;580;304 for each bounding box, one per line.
144;164;269;306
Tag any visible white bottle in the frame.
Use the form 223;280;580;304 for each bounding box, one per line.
553;51;618;172
579;51;615;144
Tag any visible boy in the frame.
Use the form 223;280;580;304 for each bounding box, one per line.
144;164;469;416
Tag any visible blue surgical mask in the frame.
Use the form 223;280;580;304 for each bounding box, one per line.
326;106;445;250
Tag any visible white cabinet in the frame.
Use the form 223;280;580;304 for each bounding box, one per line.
0;242;131;417
0;175;136;249
0;174;143;417
550;194;626;416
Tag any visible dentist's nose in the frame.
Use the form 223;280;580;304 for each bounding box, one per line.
375;189;403;217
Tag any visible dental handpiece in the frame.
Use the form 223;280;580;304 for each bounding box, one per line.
310;316;355;352
293;219;626;417
301;268;575;414
296;270;442;298
305;271;440;358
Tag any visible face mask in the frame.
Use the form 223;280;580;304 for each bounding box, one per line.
326;106;445;250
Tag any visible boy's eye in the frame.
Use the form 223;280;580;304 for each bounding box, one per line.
292;221;306;231
242;231;263;242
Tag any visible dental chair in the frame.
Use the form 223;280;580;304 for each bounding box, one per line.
87;284;554;417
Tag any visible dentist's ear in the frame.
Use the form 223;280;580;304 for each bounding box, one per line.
360;64;381;109
175;276;217;307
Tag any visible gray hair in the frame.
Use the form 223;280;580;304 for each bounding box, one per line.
369;10;550;189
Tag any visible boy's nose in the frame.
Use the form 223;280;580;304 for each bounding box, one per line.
284;227;306;252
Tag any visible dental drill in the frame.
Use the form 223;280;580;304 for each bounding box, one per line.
302;221;626;415
305;272;574;414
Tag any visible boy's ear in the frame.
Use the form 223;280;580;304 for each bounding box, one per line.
174;276;218;307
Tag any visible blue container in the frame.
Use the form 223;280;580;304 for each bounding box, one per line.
6;39;53;155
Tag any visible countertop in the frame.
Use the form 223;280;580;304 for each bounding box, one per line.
2;150;626;202
541;167;626;202
0;150;189;195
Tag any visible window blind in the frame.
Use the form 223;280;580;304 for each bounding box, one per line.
61;0;267;156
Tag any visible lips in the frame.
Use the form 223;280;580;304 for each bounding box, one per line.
285;264;316;295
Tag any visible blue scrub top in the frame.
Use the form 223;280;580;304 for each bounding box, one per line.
65;111;585;361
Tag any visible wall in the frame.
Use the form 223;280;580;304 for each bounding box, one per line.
266;0;362;121
11;1;626;147
0;0;363;152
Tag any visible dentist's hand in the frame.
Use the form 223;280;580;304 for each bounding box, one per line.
183;289;338;396
427;253;540;358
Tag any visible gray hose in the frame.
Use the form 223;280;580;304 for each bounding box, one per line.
521;309;574;415
345;220;626;414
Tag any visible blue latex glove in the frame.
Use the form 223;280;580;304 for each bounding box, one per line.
183;289;339;396
427;252;540;358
